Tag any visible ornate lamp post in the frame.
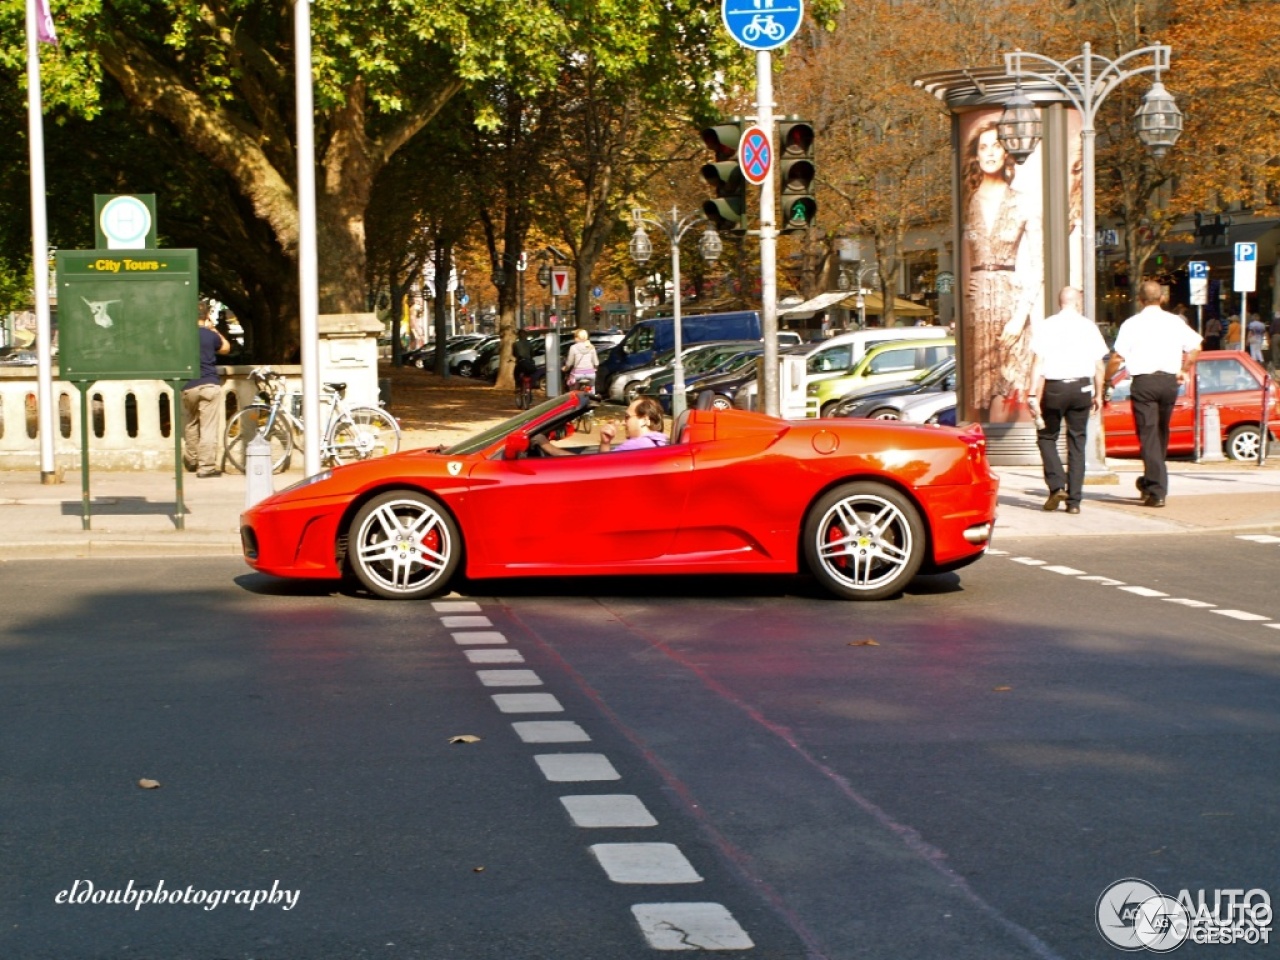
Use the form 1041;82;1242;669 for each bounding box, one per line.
628;207;722;418
996;42;1183;324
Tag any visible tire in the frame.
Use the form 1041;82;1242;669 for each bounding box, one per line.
820;401;840;418
869;407;901;421
223;405;293;474
326;407;401;465
623;380;643;402
348;491;460;600
711;394;733;411
803;482;925;601
1226;424;1262;460
455;360;474;378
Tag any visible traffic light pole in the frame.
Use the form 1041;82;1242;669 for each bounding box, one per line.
756;51;780;418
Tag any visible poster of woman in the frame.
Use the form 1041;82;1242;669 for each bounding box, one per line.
959;111;1045;423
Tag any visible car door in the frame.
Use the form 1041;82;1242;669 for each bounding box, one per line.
1194;355;1266;449
460;442;695;571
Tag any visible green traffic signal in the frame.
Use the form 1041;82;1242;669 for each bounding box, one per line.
777;118;816;233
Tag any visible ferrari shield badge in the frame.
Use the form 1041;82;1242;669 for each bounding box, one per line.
447;461;463;476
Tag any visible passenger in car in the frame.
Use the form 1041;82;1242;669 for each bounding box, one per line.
532;397;669;456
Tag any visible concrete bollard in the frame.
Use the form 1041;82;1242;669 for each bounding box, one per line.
244;433;276;508
1201;403;1225;462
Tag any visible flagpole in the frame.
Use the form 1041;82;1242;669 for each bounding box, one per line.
26;0;57;483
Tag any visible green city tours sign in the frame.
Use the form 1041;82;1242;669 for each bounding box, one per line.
56;249;200;381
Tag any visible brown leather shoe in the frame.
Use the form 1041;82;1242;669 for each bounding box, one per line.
1066;504;1080;515
1141;493;1165;508
1043;489;1068;512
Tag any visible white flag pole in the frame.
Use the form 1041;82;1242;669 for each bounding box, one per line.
26;0;57;482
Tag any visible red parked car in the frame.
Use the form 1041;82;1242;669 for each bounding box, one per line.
240;392;999;601
1104;350;1279;460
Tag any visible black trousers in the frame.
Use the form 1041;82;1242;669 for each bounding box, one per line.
1130;372;1179;500
1036;378;1092;506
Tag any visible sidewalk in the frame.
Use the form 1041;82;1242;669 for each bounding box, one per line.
4;440;1280;560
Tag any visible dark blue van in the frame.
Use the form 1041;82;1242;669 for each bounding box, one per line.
598;311;763;393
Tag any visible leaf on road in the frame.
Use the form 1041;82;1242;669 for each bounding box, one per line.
137;778;161;789
847;639;879;646
449;735;482;744
992;685;1013;692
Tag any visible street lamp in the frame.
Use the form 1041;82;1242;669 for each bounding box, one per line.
628;207;722;418
997;42;1183;323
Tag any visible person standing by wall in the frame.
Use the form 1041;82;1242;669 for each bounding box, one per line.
1111;280;1202;508
1028;287;1108;515
183;302;230;477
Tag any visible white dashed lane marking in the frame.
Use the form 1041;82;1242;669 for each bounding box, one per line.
452;631;508;644
438;604;755;951
1238;534;1280;543
465;648;525;664
440;615;492;629
631;903;756;951
561;795;659;829
1011;557;1046;566
1043;565;1086;575
534;753;621;782
476;669;543;687
1212;609;1271;621
1120;586;1168;598
512;720;591;743
1078;575;1126;586
1164;598;1216;608
590;843;703;884
491;692;564;713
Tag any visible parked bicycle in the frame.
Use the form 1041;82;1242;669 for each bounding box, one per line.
515;369;537;410
223;367;401;474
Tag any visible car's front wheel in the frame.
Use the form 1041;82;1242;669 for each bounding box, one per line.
869;407;901;420
348;491;461;600
710;394;733;411
803;482;925;600
1226;424;1263;460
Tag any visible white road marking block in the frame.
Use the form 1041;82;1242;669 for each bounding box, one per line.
1265;623;1280;631
534;753;620;782
441;615;492;628
1163;598;1216;608
465;648;524;664
1120;586;1168;597
476;669;542;687
491;693;563;714
986;549;1010;555
1237;534;1280;543
1078;576;1125;586
432;600;482;612
512;720;591;743
631;903;754;951
590;843;703;884
1011;557;1046;566
1043;565;1085;575
452;631;507;644
561;794;658;828
1212;609;1271;622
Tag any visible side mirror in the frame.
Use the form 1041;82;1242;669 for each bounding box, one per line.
504;435;529;460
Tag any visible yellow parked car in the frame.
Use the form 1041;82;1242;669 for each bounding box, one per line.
807;337;955;417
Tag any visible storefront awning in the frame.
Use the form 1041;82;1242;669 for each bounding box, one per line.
778;290;933;318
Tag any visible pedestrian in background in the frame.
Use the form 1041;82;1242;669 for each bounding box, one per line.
1270;312;1280;371
1028;287;1108;515
1226;314;1242;350
183;302;230;478
1246;312;1266;363
1203;314;1222;351
1111;280;1202;508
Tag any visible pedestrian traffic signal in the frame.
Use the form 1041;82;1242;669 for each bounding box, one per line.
778;118;817;233
700;120;747;234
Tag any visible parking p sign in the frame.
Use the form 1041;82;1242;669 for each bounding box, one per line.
1234;242;1257;293
1188;260;1208;306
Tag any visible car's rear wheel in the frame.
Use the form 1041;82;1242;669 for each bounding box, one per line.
803;482;925;601
711;394;733;411
1226;424;1262;460
820;401;840;418
455;360;474;377
349;491;461;600
869;407;901;420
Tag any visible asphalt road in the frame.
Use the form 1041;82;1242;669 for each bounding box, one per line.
1;540;1276;959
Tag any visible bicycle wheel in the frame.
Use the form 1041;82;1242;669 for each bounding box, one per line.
326;407;401;465
223;405;293;474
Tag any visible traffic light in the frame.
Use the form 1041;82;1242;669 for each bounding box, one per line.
778;118;817;232
700;120;747;233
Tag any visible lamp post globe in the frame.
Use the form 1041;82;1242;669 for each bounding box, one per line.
996;83;1042;165
1134;80;1183;158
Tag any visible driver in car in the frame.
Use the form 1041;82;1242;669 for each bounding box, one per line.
533;397;669;456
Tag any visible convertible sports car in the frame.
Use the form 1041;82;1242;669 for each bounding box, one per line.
241;392;999;601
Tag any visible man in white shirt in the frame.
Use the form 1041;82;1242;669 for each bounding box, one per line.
1111;280;1202;507
1028;287;1108;514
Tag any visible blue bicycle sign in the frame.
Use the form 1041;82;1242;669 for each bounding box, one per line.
722;0;803;52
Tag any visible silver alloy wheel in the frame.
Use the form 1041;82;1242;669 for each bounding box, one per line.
711;394;732;411
870;408;901;420
803;482;924;600
1226;424;1261;461
349;492;460;599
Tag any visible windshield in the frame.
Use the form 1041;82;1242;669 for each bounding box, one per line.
442;395;574;455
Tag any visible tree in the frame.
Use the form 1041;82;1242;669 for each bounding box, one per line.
1;0;567;358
